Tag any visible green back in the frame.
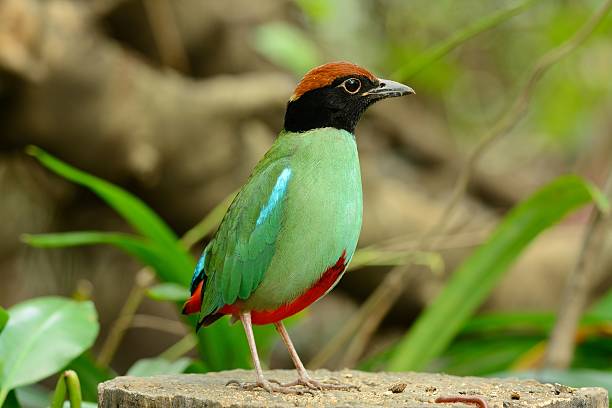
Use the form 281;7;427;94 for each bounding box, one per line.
198;127;362;316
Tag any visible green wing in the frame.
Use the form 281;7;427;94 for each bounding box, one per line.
199;155;292;317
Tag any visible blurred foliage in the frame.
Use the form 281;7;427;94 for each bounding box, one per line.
0;308;7;334
287;0;612;152
2;0;612;405
50;371;82;408
387;176;608;371
6;148;607;405
126;358;192;377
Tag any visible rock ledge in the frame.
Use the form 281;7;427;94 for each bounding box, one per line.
98;369;608;407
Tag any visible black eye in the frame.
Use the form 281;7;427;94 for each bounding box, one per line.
341;78;361;94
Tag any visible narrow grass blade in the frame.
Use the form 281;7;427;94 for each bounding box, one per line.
393;0;541;81
22;232;193;285
387;175;606;371
26;146;178;247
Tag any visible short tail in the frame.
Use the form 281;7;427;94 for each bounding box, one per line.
182;280;204;315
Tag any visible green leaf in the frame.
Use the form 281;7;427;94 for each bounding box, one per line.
0;306;8;334
26;146;195;284
4;390;21;408
15;385;97;408
23;232;193;286
0;297;99;406
26;146;177;247
462;312;556;334
50;373;67;408
436;334;543;376
253;22;322;76
15;385;48;408
65;402;96;408
589;288;612;322
387;175;603;371
126;358;191;377
147;283;190;303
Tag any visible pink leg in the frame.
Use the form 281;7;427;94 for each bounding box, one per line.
274;321;358;391
226;312;308;394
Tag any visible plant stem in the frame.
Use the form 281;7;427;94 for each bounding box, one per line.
50;370;82;408
543;168;612;368
50;374;67;408
180;191;237;249
159;334;198;361
392;0;541;81
65;370;83;408
97;268;154;367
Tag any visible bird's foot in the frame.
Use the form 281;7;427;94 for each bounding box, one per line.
226;379;313;395
271;375;359;391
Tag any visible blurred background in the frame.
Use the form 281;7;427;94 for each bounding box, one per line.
1;0;611;405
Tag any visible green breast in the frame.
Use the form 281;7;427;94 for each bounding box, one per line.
244;128;363;310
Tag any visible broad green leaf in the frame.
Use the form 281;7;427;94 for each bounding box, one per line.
0;306;8;334
23;232;193;286
147;283;190;303
387;175;605;371
126;358;191;377
0;297;98;406
26;146;177;247
253;22;322;76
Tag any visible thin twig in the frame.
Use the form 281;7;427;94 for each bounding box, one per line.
180;191;237;249
426;0;612;243
131;314;188;335
309;0;612;369
393;0;541;81
96;191;233;366
543;167;612;369
97;268;155;366
159;333;198;361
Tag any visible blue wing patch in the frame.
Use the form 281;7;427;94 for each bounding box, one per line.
190;246;209;293
256;168;292;226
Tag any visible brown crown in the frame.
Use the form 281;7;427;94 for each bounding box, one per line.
290;61;377;101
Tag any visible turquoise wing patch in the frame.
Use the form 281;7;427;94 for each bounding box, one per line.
199;159;292;316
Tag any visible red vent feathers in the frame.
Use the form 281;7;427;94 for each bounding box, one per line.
290;62;377;101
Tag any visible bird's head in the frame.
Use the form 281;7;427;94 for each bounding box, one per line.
284;61;414;134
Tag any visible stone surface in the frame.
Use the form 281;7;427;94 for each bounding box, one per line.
98;369;608;408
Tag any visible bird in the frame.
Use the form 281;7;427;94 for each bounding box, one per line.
183;61;414;393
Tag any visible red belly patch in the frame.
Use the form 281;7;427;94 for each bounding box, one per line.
219;250;347;325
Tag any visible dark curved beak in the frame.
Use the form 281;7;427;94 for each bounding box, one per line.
364;78;415;99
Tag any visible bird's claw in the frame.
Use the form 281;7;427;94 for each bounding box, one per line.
277;375;360;391
226;379;313;395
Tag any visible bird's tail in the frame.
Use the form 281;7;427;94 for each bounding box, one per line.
182;279;204;315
